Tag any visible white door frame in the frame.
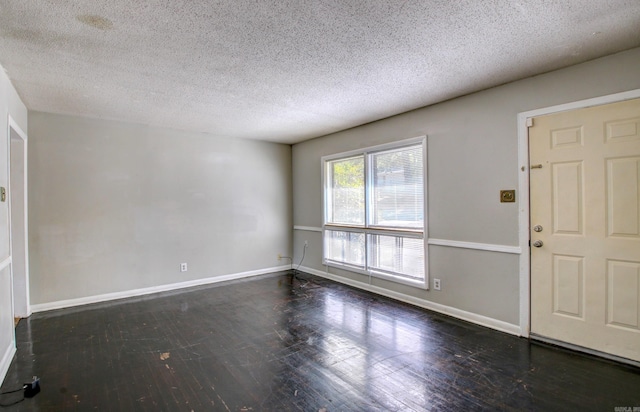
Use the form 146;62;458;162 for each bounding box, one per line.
7;115;30;318
517;88;640;337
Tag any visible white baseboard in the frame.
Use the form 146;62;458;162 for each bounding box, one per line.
0;341;16;386
300;265;521;336
28;264;520;336
30;265;291;313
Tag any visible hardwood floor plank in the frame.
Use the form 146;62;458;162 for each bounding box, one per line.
1;271;639;411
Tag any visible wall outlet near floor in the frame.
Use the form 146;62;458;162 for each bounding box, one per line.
304;240;308;247
180;262;188;272
433;278;441;291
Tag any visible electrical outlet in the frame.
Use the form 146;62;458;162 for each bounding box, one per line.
304;240;308;247
278;254;282;261
433;278;441;291
180;263;188;272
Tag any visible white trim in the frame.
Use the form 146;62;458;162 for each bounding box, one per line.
320;136;426;163
0;256;11;271
293;225;322;232
0;342;16;386
30;265;291;313
423;137;430;290
520;89;640;120
517;88;640;338
517;110;532;338
7;116;26;143
427;238;521;254
7;115;30;317
300;265;521;336
326;225;424;239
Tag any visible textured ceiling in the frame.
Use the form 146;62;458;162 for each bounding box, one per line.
0;1;639;144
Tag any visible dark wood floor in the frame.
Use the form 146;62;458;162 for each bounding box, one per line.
1;271;639;411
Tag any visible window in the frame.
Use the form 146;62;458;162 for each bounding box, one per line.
322;137;428;288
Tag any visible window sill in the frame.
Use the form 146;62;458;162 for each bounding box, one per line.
323;260;428;290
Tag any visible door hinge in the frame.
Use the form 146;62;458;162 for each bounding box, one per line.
526;118;534;128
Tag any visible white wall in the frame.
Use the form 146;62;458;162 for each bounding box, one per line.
0;65;28;384
9;131;28;318
292;47;640;330
28;112;292;307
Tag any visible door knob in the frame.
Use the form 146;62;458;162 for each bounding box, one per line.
532;240;543;248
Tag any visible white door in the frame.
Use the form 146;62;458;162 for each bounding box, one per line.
530;98;640;363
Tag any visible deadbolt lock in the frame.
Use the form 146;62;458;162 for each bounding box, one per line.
533;225;543;232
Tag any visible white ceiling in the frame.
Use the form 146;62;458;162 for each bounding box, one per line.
1;1;639;144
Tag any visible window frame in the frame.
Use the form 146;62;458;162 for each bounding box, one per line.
321;136;429;289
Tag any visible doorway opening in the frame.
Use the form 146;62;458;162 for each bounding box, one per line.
8;117;29;320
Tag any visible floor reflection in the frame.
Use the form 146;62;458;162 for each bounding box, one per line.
321;293;429;410
2;272;639;411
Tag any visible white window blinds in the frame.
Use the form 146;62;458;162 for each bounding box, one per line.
322;138;428;288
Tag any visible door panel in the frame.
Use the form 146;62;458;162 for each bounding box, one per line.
552;161;583;235
530;98;640;363
553;254;584;318
607;157;640;237
606;260;640;330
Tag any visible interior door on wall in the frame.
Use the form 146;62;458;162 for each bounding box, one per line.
529;98;640;363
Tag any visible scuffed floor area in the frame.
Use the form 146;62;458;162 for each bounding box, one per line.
1;271;639;410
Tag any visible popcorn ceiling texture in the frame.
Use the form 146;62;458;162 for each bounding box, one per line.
0;1;639;144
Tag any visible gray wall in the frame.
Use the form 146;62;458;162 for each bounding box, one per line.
28;112;292;305
292;47;640;326
0;65;28;383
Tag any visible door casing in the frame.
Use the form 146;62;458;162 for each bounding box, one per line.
7;115;30;319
